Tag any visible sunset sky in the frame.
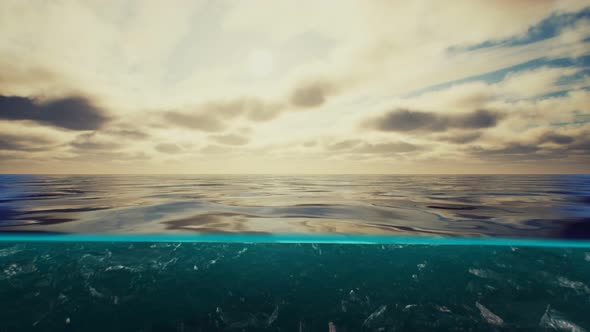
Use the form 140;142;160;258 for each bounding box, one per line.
0;0;589;174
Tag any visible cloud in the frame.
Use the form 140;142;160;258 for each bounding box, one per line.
210;134;250;146
437;132;483;144
162;112;226;132
538;132;575;144
200;145;232;154
0;95;110;130
199;97;282;121
302;140;318;148
465;129;590;161
290;80;335;108
162;97;282;132
155;143;183;154
69;133;122;151
363;109;502;132
470;143;540;156
354;141;420;154
326;139;362;151
326;139;421;155
57;151;151;162
0;133;55;151
0;1;588;173
107;128;150;140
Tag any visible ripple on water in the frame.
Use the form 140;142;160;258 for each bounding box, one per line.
0;174;588;239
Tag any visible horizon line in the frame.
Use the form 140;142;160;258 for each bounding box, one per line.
1;172;589;176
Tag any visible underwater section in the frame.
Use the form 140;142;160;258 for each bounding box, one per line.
1;242;589;331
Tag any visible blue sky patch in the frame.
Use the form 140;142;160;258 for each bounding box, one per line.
449;7;590;52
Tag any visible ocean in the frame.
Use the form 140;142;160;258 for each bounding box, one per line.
1;174;589;331
1;174;589;237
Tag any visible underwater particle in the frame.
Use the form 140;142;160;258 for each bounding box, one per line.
3;264;22;278
540;305;587;332
311;243;322;255
468;268;500;280
476;302;504;326
88;286;104;298
437;305;452;313
403;304;417;311
0;245;22;257
329;321;336;332
363;305;387;327
266;305;279;326
556;277;590;294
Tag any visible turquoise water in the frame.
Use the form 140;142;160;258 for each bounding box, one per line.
1;242;590;331
1;175;590;331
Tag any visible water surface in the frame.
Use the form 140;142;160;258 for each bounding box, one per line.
1;174;589;238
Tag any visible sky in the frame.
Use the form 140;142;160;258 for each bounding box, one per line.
0;0;589;174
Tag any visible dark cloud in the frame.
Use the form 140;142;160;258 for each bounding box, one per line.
465;143;548;162
290;81;334;108
210;134;250;146
107;128;149;139
538;132;574;145
364;109;502;132
569;137;590;152
456;110;498;128
0;95;110;130
472;143;540;155
69;133;122;150
466;130;590;161
155;143;183;154
535;130;589;154
0;133;55;152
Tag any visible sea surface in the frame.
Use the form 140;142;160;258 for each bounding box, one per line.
0;174;589;238
1;175;590;331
